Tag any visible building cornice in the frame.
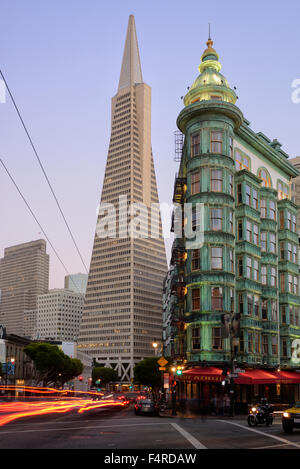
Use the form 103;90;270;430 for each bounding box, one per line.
177;101;244;134
236;123;300;179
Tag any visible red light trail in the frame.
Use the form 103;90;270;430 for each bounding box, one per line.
0;385;129;427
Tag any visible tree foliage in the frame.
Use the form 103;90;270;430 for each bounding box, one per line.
24;342;83;386
134;357;171;398
92;366;119;385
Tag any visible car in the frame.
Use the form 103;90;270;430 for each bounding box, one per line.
115;395;130;406
282;402;300;433
134;398;159;416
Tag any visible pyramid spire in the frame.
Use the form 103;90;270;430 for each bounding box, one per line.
118;15;143;91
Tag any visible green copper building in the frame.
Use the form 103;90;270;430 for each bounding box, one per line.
165;37;300;410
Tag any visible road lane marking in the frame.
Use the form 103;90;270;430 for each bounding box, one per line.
0;422;171;435
2;417;161;427
217;420;300;449
171;423;207;449
252;443;291;449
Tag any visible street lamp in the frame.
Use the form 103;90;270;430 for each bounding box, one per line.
152;338;159;356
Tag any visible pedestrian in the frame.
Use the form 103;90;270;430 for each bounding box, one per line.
224;393;230;415
210;394;217;415
218;394;225;416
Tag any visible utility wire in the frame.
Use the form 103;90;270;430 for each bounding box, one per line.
0;158;84;298
0;69;89;274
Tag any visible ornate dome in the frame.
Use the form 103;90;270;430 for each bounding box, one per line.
184;38;237;106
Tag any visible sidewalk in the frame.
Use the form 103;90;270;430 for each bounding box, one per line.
160;408;283;421
160;409;241;419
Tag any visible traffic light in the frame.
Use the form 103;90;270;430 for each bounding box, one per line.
79;376;83;381
176;366;182;376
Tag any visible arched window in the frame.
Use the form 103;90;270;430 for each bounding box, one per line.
258;168;272;187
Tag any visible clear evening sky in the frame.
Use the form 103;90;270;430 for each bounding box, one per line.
0;0;299;288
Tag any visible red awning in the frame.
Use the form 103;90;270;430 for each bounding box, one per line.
180;367;300;385
275;370;300;384
235;369;300;385
180;367;224;383
234;369;281;385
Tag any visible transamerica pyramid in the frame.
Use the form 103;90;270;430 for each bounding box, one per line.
78;15;167;383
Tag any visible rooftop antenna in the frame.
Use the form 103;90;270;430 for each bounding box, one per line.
208;23;211;40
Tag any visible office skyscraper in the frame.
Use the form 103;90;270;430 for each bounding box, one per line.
78;15;167;382
0;239;49;336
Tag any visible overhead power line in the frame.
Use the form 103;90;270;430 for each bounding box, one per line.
0;69;89;274
0;158;84;298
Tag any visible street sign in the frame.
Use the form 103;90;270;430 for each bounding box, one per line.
163;373;170;389
159;367;166;371
157;357;168;367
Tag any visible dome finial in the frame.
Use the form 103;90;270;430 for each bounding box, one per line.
206;23;214;50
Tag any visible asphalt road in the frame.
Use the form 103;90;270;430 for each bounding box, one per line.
1;404;300;450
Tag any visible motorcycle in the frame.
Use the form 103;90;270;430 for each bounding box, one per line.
247;405;273;427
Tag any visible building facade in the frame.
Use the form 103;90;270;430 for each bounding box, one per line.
165;37;300;408
23;309;37;340
78;15;167;382
0;240;49;336
64;273;88;295
36;289;84;342
289;157;300;232
0;333;33;387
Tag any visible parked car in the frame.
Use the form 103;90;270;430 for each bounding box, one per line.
282;402;300;433
134;398;159;416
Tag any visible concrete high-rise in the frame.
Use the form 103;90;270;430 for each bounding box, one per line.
78;15;167;382
36;289;83;341
0;239;49;336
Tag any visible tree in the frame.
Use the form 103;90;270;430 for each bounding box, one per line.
134;357;171;399
59;357;83;386
24;342;83;387
92;367;118;387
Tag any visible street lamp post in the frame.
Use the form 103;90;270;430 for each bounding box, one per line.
229;336;239;417
171;366;177;416
152;338;158;357
152;338;165;402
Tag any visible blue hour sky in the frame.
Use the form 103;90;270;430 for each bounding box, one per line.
0;0;299;288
